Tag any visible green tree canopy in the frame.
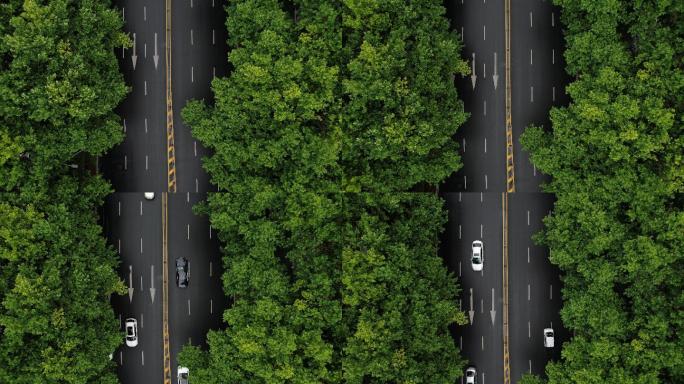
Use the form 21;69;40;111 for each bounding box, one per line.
521;0;684;382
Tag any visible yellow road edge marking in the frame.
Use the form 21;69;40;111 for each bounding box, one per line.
166;0;177;193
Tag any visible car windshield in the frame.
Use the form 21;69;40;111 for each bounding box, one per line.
472;256;481;263
546;331;553;337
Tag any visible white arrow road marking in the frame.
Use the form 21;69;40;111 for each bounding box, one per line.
153;33;159;69
150;265;156;303
128;265;134;302
493;52;499;89
471;53;477;89
469;288;475;324
490;288;496;325
131;33;137;70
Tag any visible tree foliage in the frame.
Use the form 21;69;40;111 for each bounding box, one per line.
181;0;468;382
520;0;684;382
0;0;128;382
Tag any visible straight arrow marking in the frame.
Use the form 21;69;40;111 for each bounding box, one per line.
150;265;156;303
153;33;159;69
490;288;496;325
131;33;138;70
469;288;475;325
471;53;477;90
128;265;134;302
493;52;499;90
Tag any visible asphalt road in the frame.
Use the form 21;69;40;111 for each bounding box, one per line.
442;0;569;382
102;1;229;383
442;192;504;384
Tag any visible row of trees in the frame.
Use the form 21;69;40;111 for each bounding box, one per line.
180;0;469;382
0;1;127;382
520;0;684;383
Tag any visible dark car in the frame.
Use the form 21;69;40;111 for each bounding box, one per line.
176;257;189;288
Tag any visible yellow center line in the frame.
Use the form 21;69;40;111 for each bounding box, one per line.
505;0;515;193
166;0;177;193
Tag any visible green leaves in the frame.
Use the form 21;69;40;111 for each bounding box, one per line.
181;0;468;382
521;0;684;382
0;0;127;382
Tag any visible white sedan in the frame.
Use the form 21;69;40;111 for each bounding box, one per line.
125;318;138;347
471;240;484;271
465;366;477;384
543;328;555;348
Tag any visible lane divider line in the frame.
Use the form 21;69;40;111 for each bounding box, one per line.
162;192;171;384
503;192;511;384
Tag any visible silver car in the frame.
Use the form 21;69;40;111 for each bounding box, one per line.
177;366;189;384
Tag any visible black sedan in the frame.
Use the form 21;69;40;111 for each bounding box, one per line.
175;257;190;288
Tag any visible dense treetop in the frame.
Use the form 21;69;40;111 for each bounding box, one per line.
0;1;127;382
181;0;469;382
521;0;684;382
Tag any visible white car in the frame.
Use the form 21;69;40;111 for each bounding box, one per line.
465;366;477;384
543;328;555;348
471;240;484;271
125;318;138;347
144;192;155;200
177;366;189;384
